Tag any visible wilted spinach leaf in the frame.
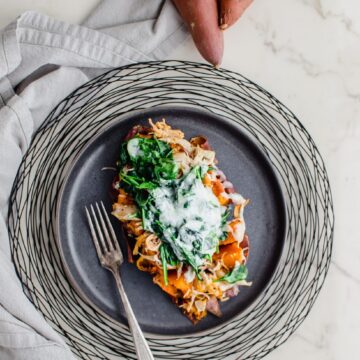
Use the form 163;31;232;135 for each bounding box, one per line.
218;264;248;283
159;242;178;285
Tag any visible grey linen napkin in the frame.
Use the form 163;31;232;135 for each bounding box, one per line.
0;1;187;359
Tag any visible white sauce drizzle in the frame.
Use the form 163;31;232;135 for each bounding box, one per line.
149;166;226;267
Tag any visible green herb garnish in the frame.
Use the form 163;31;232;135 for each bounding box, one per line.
122;137;178;182
218;264;248;284
159;243;178;285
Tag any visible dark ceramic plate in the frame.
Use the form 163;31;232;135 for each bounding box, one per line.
57;106;286;336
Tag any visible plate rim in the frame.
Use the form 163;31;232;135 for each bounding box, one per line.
56;104;287;338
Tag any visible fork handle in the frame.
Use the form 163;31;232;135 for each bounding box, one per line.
111;269;154;360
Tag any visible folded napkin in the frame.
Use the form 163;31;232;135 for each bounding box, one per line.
0;1;187;358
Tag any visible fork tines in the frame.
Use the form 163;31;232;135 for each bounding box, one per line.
85;201;123;262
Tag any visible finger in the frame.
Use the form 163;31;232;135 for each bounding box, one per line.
219;0;254;30
173;0;224;67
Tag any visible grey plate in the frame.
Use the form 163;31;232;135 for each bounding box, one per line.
58;106;286;336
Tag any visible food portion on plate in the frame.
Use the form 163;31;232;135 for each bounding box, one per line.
112;119;251;323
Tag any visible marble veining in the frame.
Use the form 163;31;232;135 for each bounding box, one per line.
0;0;359;359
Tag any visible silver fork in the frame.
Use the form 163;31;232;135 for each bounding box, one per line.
85;201;154;360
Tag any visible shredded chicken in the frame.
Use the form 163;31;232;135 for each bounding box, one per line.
145;234;161;251
112;203;138;221
192;146;216;166
149;118;184;141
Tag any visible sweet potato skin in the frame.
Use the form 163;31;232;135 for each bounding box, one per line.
173;0;224;67
219;0;253;30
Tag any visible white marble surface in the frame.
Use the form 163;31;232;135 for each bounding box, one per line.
1;0;359;359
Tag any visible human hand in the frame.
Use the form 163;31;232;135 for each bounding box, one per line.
173;0;253;67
